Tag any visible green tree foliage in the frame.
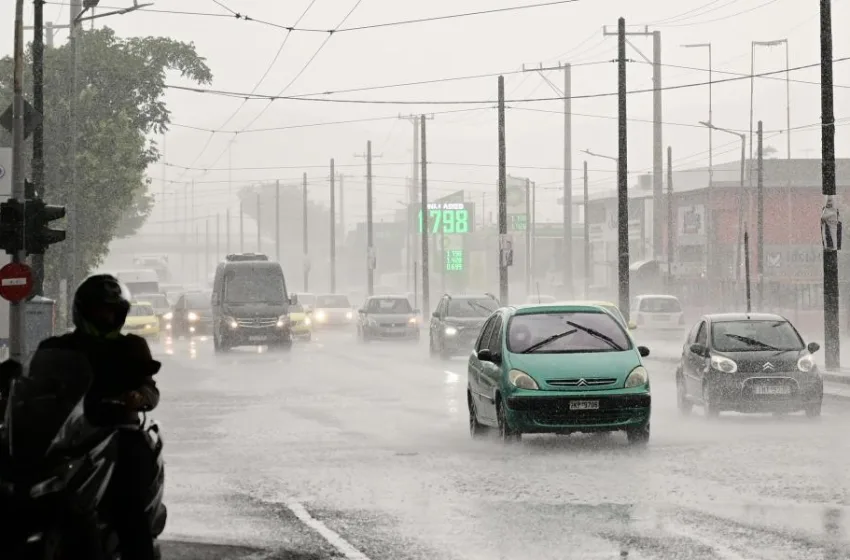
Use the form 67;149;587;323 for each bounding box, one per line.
0;28;212;291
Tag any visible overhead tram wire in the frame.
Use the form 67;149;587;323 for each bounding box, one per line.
172;0;321;184
642;0;729;25
164;57;850;105
659;0;786;27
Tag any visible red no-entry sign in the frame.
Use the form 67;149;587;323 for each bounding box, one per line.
0;262;33;303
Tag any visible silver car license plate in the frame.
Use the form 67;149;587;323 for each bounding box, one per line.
754;385;791;395
248;335;268;342
569;400;600;411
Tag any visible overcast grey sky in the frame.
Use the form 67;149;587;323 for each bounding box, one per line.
8;0;850;227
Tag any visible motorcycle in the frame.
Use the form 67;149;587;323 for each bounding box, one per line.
0;350;167;559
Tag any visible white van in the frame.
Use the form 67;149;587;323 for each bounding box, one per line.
631;294;684;330
116;270;159;298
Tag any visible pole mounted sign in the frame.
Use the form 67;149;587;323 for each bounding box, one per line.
0;262;33;302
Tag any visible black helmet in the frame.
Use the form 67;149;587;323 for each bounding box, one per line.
73;274;131;336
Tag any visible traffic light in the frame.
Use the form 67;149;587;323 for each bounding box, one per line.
24;199;66;255
0;200;24;255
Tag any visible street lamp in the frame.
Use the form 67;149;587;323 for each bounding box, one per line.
682;43;712;183
750;39;791;164
581;149;618;163
700;121;747;286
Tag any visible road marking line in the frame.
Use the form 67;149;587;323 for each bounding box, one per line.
665;522;751;560
286;501;371;560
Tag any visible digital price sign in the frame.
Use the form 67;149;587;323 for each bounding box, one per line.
417;202;475;235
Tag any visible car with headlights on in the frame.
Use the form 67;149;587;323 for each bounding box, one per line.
357;295;420;342
123;301;161;340
630;294;684;331
289;303;313;341
171;291;213;337
135;292;171;331
676;313;823;418
312;294;354;328
467;303;651;444
430;293;499;359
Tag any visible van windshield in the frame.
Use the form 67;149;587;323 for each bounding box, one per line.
224;270;286;304
125;281;158;295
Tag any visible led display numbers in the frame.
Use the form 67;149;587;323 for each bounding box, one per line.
417;203;474;235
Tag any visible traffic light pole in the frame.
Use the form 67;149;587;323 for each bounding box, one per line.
11;0;27;362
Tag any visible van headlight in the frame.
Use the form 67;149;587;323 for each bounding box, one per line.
224;316;238;329
797;354;816;373
624;366;648;388
710;355;738;373
277;315;289;328
508;369;539;390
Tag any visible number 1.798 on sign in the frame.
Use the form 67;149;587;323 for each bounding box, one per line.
417;203;474;235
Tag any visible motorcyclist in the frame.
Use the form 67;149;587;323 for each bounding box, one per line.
34;274;161;560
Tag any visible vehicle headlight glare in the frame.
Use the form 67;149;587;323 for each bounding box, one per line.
316;310;326;321
224;316;238;329
187;311;199;322
508;369;539;390
304;317;312;326
624;366;649;388
164;312;173;320
346;311;353;320
277;315;289;328
144;324;152;330
797;354;816;373
444;326;458;336
710;355;738;373
408;316;418;325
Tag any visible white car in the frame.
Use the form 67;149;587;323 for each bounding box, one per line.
630;294;684;330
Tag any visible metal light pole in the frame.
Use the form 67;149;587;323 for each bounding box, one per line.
750;39;791;165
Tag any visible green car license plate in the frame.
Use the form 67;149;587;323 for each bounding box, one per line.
569;400;600;411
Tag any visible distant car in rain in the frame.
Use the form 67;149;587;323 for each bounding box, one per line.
630;294;684;330
676;313;823;418
134;292;171;330
312;294;354;328
289;302;313;341
467;302;651;444
171;291;213;337
429;293;499;360
356;295;420;342
123;301;160;341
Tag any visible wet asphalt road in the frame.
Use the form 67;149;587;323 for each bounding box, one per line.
151;329;850;560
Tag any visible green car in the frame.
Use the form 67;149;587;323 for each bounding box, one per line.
467;303;652;445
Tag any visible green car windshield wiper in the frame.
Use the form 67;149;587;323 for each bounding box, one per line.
565;321;625;351
724;333;780;350
521;328;578;353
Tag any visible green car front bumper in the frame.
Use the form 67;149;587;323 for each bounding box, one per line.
505;389;650;433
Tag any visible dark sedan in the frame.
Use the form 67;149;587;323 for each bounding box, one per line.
170;291;213;337
676;313;823;418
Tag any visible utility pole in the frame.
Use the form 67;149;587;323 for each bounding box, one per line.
756;121;764;309
10;0;27;361
400;114;432;291
31;0;46;296
338;173;345;251
302;173;309;291
205;218;209;282
256;190;261;253
820;0;840;370
616;18;631;322
667;147;674;282
355;143;383;296
498;76;509;305
239;199;244;252
329;159;336;293
525;177;531;293
68;0;81;297
420;116;430;317
744;228;752;313
226;208;230;255
604;24;662;260
275;180;280;262
216;213;220;263
583;161;590;297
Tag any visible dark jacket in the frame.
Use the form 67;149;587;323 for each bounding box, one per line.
36;331;160;425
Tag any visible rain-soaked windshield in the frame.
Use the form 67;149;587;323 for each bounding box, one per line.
507;311;630;353
447;298;498;317
366;298;412;314
224;274;285;304
712;320;805;352
316;295;350;308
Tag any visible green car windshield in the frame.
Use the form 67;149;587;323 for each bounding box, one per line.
507;311;632;354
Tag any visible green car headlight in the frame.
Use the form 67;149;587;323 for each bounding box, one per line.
624;366;648;388
508;369;539;390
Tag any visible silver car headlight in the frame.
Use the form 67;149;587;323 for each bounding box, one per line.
624;366;648;388
277;315;289;328
408;316;418;325
346;311;353;320
315;310;327;322
444;326;458;336
797;353;816;373
710;355;738;373
304;317;312;326
508;369;539;390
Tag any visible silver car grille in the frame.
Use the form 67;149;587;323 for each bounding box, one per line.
236;317;278;328
547;378;617;387
379;322;408;328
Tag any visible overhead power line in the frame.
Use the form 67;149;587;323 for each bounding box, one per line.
165;57;850;105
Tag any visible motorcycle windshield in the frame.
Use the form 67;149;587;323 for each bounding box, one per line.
5;349;93;465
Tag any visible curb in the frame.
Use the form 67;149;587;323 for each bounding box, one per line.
823;372;850;385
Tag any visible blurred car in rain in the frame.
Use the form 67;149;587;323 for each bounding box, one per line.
467;303;651;444
123;301;161;341
525;294;557;304
135;292;171;330
171;291;213;337
312;294;354;328
630;294;684;330
295;292;316;312
356;295;420;342
429;293;499;360
676;313;823;418
289;302;313;341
